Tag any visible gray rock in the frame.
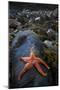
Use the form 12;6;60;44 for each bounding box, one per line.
9;19;21;29
52;8;58;18
35;17;40;21
46;28;56;40
44;40;53;48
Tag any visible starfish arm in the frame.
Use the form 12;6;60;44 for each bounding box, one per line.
34;63;47;76
19;57;30;62
18;63;33;80
37;58;50;69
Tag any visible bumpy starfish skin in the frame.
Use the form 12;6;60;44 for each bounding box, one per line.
18;51;50;80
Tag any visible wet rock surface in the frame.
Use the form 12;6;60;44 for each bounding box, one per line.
10;30;53;88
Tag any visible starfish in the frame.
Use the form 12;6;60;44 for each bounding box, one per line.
18;50;50;80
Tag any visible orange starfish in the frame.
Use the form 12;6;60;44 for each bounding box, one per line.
18;50;50;80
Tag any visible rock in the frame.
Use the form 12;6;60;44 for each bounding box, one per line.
17;12;21;16
52;8;58;18
9;28;14;33
10;30;53;88
9;19;21;29
47;28;54;34
44;40;58;51
28;19;32;23
9;9;18;18
46;28;56;40
35;17;40;21
46;11;52;18
44;40;53;48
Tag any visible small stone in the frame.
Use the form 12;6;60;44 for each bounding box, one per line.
46;28;56;40
9;19;21;29
44;40;53;48
35;17;40;21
